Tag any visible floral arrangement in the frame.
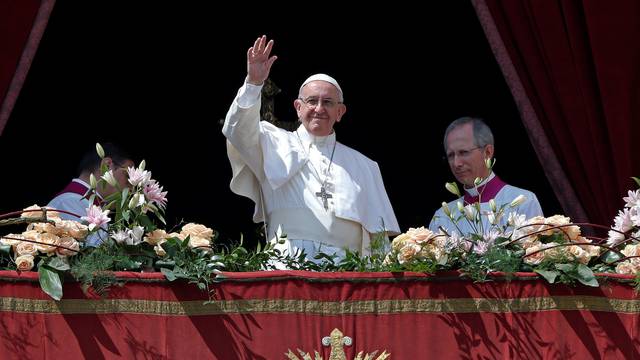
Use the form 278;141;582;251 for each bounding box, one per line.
2;146;640;300
380;165;640;287
605;177;640;277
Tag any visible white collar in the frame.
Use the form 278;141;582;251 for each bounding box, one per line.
464;172;495;197
296;124;336;147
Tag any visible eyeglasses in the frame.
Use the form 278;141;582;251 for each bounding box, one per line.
445;147;483;162
299;97;341;109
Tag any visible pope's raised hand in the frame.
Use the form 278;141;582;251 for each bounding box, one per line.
246;35;278;86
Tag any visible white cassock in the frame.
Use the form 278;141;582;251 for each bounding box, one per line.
429;172;543;236
222;81;400;263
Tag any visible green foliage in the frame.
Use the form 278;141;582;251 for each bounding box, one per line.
38;261;63;301
460;244;523;282
532;260;599;287
69;242;149;297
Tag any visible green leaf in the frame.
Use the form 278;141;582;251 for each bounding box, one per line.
39;266;63;300
46;257;71;271
575;264;599;287
120;188;130;208
138;215;154;230
155;260;175;270
161;267;176;281
0;244;11;257
534;269;559;284
155;212;166;225
632;176;640;188
103;199;118;212
554;263;574;272
601;250;621;264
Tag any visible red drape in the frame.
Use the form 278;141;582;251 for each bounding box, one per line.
0;0;54;135
1;270;639;359
473;0;640;226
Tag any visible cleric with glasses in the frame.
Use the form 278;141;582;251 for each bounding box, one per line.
429;117;544;236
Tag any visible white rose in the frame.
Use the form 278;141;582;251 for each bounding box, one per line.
15;255;35;271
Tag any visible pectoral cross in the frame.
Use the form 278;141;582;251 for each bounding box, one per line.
316;186;332;210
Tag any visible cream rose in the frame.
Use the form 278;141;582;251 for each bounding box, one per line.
54;219;89;240
188;236;211;251
15;255;35;271
523;245;547;265
391;233;411;251
397;243;421;264
27;222;61;235
180;223;214;240
615;261;639;275
21;205;60;220
56;237;80;257
167;232;186;241
406;227;435;244
144;229;168;245
29;232;61;254
0;234;24;247
567;245;591;265
16;241;38;256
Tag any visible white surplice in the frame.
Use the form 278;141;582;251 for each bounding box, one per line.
428;173;543;236
222;80;400;262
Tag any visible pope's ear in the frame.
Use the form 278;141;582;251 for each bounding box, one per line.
335;103;347;122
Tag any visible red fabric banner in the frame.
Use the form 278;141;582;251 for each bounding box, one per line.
0;270;638;359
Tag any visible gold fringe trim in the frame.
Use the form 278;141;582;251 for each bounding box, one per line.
2;296;640;315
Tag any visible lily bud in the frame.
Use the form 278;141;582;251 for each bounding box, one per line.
457;201;464;213
488;212;497;225
510;195;526;208
96;143;105;158
139;159;146;171
129;193;144;209
489;199;497;212
101;170;118;187
89;173;97;189
445;182;461;197
463;204;477;221
441;202;451;217
474;177;483;186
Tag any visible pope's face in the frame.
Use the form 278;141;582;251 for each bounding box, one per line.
445;123;493;187
294;81;346;136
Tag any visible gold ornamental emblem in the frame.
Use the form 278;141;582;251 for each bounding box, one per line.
285;328;390;360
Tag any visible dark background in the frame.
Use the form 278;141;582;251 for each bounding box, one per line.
0;2;562;247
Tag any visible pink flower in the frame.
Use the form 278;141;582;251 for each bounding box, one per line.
144;180;168;210
81;205;111;231
127;167;152;187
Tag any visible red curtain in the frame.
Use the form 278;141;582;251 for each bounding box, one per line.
473;0;640;226
0;0;54;135
1;270;639;359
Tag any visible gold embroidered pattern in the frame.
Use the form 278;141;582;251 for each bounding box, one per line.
1;296;640;315
285;328;390;360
